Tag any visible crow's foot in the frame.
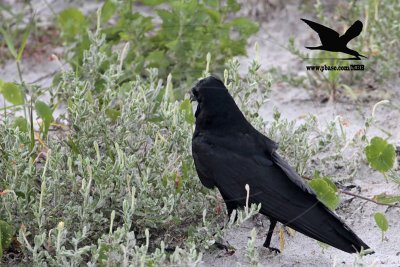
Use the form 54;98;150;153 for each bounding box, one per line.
213;241;235;255
266;246;281;254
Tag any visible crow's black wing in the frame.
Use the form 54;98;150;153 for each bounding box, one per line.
257;133;315;195
193;132;321;218
192;131;370;253
192;130;276;189
340;20;363;44
192;135;216;189
301;18;339;45
271;149;316;196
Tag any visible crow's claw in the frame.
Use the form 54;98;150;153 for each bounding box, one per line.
267;247;281;254
214;242;228;251
213;241;236;255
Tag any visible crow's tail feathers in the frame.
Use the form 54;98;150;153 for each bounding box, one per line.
305;46;323;50
287;203;373;254
329;215;374;254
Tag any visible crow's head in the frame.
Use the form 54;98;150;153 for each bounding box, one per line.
190;76;248;131
190;76;226;104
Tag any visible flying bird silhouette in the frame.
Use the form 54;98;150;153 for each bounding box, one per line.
301;18;367;60
191;76;372;254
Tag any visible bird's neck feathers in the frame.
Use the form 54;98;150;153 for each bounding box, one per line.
195;93;250;133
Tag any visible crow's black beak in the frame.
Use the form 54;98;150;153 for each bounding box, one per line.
190;91;196;102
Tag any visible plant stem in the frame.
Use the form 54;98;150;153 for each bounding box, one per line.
16;61;27;119
339;190;400;208
301;175;400;208
3;98;6;120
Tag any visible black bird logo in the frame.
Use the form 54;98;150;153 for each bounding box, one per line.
191;76;373;254
301;18;367;60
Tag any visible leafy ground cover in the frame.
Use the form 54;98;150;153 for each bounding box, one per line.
1;0;399;266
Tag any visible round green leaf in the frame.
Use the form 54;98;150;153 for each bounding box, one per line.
58;8;87;40
374;212;389;232
365;137;396;173
0;82;24;105
13;116;29;133
309;178;340;210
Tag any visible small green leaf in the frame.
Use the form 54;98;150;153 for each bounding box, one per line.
146;50;169;70
227;0;241;12
205;9;221;22
140;0;165;6
201;0;218;8
229;18;259;36
179;99;195;124
146;116;163;123
101;0;117;23
58;8;87;40
365;137;396;173
84;91;94;104
0;220;14;258
165;74;175;102
374;212;389;240
0;27;17;59
67;137;80;154
181;160;190;181
162;174;168;188
374;212;388;231
0;82;24;105
373;194;400;205
17;25;31;62
150;87;165;114
98;243;111;267
105;108;121;122
309;178;340;210
35;100;53;138
13;116;29;133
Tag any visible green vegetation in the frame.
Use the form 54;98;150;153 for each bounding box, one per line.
57;0;258;97
0;0;399;265
0;23;268;263
0;220;14;258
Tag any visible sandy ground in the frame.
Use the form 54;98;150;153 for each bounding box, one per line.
1;1;400;266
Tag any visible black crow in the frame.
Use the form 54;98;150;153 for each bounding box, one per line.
191;76;372;254
301;18;367;60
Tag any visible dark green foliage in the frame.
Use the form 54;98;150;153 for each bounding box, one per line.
0;220;14;259
57;0;258;96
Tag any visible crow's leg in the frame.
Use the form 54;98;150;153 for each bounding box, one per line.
263;219;280;253
213;199;237;252
219;190;238;223
225;200;238;222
